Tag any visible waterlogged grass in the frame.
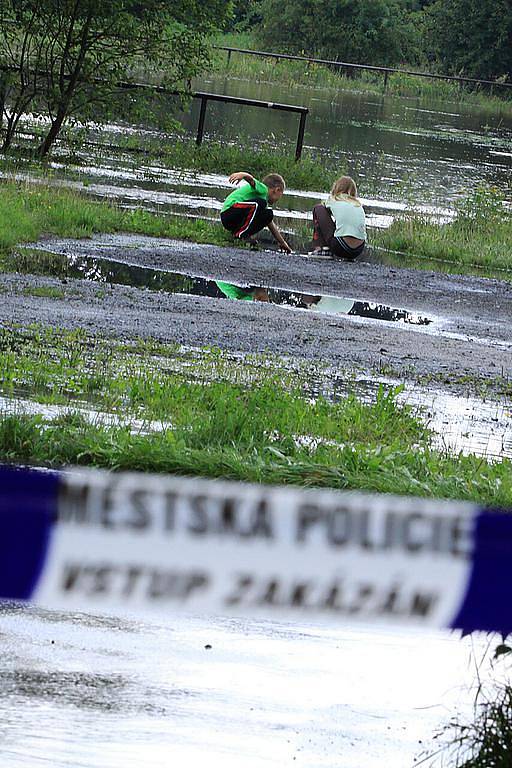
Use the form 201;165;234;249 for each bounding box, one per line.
155;140;332;192
5;117;336;192
0;179;234;259
0;326;420;445
212;36;512;116
0;325;511;506
1;176;510;275
427;678;512;767
373;187;512;271
1;411;511;506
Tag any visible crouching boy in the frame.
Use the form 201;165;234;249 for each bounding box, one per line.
220;171;292;253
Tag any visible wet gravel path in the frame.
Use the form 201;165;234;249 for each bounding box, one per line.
2;234;511;396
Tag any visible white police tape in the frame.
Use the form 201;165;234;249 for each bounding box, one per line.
1;465;511;632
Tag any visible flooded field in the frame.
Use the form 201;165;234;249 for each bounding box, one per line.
3;72;511;265
1;72;511;768
0;604;494;768
186;75;512;203
2;233;510;462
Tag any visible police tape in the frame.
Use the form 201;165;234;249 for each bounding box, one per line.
1;464;511;633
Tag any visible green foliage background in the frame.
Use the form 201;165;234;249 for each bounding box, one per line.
232;0;511;80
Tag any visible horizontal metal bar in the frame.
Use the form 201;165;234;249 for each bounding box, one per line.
0;67;309;114
192;91;307;114
216;46;512;90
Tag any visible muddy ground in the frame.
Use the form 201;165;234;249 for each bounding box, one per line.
2;234;511;397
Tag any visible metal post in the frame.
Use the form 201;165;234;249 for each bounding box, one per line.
295;111;307;161
227;49;232;66
196;96;208;145
383;71;389;91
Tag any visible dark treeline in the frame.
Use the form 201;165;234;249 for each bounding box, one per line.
229;0;512;82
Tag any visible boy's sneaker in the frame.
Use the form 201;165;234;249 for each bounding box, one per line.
248;237;259;251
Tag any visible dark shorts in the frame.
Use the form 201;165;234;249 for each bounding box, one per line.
333;237;366;260
221;199;273;239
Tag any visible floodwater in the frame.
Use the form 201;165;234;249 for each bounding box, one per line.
4;68;511;266
1;75;511;767
0;604;494;768
9;243;512;461
184;73;512;201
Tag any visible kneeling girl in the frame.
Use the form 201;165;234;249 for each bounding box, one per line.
312;176;366;260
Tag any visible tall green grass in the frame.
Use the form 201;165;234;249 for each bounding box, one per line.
0;325;511;506
211;35;512;116
1;410;510;506
0;179;233;258
372;187;512;271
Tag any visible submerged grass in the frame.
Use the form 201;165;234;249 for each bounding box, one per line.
0;325;511;507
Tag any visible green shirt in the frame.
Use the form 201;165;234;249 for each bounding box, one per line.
216;281;255;301
221;179;269;213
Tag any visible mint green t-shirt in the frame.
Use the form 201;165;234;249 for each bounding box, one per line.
327;195;367;241
221;179;269;213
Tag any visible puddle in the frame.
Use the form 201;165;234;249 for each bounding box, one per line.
309;372;512;461
0;394;169;435
20;247;433;327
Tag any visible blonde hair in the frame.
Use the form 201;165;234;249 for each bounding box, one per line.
330;176;358;199
263;173;286;191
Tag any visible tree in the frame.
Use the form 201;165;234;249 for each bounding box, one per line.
0;2;49;151
257;0;421;67
226;0;263;31
425;0;512;81
0;0;233;156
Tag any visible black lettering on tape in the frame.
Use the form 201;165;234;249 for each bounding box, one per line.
290;582;310;608
147;569;209;601
224;575;253;606
249;499;273;539
259;579;280;606
189;495;209;535
58;482;90;524
296;504;323;542
61;562;210;602
62;563;82;591
164;492;178;531
129;491;151;530
182;573;209;599
328;507;352;546
92;565;113;594
348;584;374;614
410;591;438;617
122;566;143;597
322;581;343;610
378;584;401;615
451;515;472;558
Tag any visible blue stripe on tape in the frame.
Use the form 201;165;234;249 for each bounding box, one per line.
451;508;512;635
0;466;58;600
